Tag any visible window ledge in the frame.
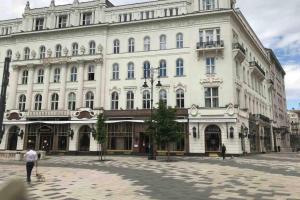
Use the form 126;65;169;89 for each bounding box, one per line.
111;79;121;81
126;78;136;80
174;75;186;78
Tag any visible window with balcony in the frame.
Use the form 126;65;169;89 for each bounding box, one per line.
51;93;59;110
22;70;28;85
206;57;215;74
34;94;42;111
159;60;167;77
160;35;167;50
176;33;183;49
176;58;184;76
159;89;167;105
127;62;134;79
85;92;94;109
126;91;134;110
143;61;150;78
202;0;216;10
128;38;135;53
82;12;92;25
6;49;12;59
35;18;44;31
40;46;46;59
68;92;76;111
113;39;120;54
205;87;219;108
176;89;185;108
111;92;119;110
143;90;151;109
72;43;78;56
56;44;62;58
112;63;119;80
70;66;77;82
19;95;26;112
89;41;96;55
54;68;60;83
88;65;95;81
24;47;30;60
144;36;150;51
58;15;67;28
37;69;44;84
198;28;222;48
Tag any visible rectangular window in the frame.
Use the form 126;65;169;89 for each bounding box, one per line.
206;57;215;74
205;87;219;108
58;15;67;28
236;89;240;107
35;18;44;31
203;0;216;10
82;12;92;25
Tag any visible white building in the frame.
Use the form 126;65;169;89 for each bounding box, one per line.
0;0;288;155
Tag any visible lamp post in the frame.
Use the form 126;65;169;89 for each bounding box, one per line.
142;67;162;160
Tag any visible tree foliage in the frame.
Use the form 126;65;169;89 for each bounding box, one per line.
96;113;107;161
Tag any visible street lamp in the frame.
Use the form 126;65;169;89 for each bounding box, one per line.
142;67;162;160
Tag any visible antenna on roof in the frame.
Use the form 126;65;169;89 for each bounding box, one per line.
25;1;30;11
50;0;55;7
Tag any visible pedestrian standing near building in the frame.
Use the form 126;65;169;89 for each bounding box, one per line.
24;147;38;183
221;144;226;160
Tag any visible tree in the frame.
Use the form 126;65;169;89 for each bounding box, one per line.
95;113;107;161
152;101;181;161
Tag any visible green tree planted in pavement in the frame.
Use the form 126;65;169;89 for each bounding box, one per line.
95;113;107;161
152;100;181;161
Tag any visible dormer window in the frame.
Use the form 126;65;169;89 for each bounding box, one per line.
202;0;216;11
35;18;44;31
58;15;67;28
82;12;92;25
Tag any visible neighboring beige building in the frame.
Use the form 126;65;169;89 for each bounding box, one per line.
0;0;289;155
287;110;300;150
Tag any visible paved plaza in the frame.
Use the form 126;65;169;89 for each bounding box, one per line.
0;153;300;200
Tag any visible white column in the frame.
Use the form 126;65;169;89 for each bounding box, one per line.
100;58;106;108
77;61;85;108
59;63;67;110
95;59;103;109
8;65;19;110
42;64;51;110
26;65;34;111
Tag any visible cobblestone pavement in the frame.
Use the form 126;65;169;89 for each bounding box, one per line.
1;153;300;200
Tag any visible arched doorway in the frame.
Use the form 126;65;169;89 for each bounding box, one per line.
38;125;53;151
78;126;91;151
7;126;19;150
205;125;221;152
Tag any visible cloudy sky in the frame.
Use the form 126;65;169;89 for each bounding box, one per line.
1;0;299;109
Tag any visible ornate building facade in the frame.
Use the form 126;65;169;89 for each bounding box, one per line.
0;0;290;155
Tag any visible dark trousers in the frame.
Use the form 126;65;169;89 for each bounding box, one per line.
222;152;225;160
26;162;35;183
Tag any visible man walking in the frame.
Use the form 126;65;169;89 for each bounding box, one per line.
24;147;38;183
221;144;226;160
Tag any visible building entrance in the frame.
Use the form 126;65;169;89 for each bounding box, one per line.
7;126;19;150
205;125;221;152
139;133;149;154
78;126;91;151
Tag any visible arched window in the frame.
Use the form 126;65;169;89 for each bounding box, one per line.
176;33;183;48
113;39;120;54
160;35;167;50
128;38;135;53
144;36;150;51
6;49;12;59
143;90;151;109
89;41;96;55
143;61;150;78
56;44;62;58
19;95;26;112
127;62;134;79
40;46;46;59
159;60;167;77
176;89;185;108
176;58;184;76
111;92;119;110
68;92;76;111
112;63;119;80
54;68;61;83
51;93;59;110
72;43;78;56
70;66;77;82
88;65;95;81
126;91;134;110
85;92;94;109
22;70;28;85
24;47;30;60
159;89;167;105
34;94;42;111
37;69;44;84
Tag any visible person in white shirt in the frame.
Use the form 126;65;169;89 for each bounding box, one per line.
24;147;38;183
